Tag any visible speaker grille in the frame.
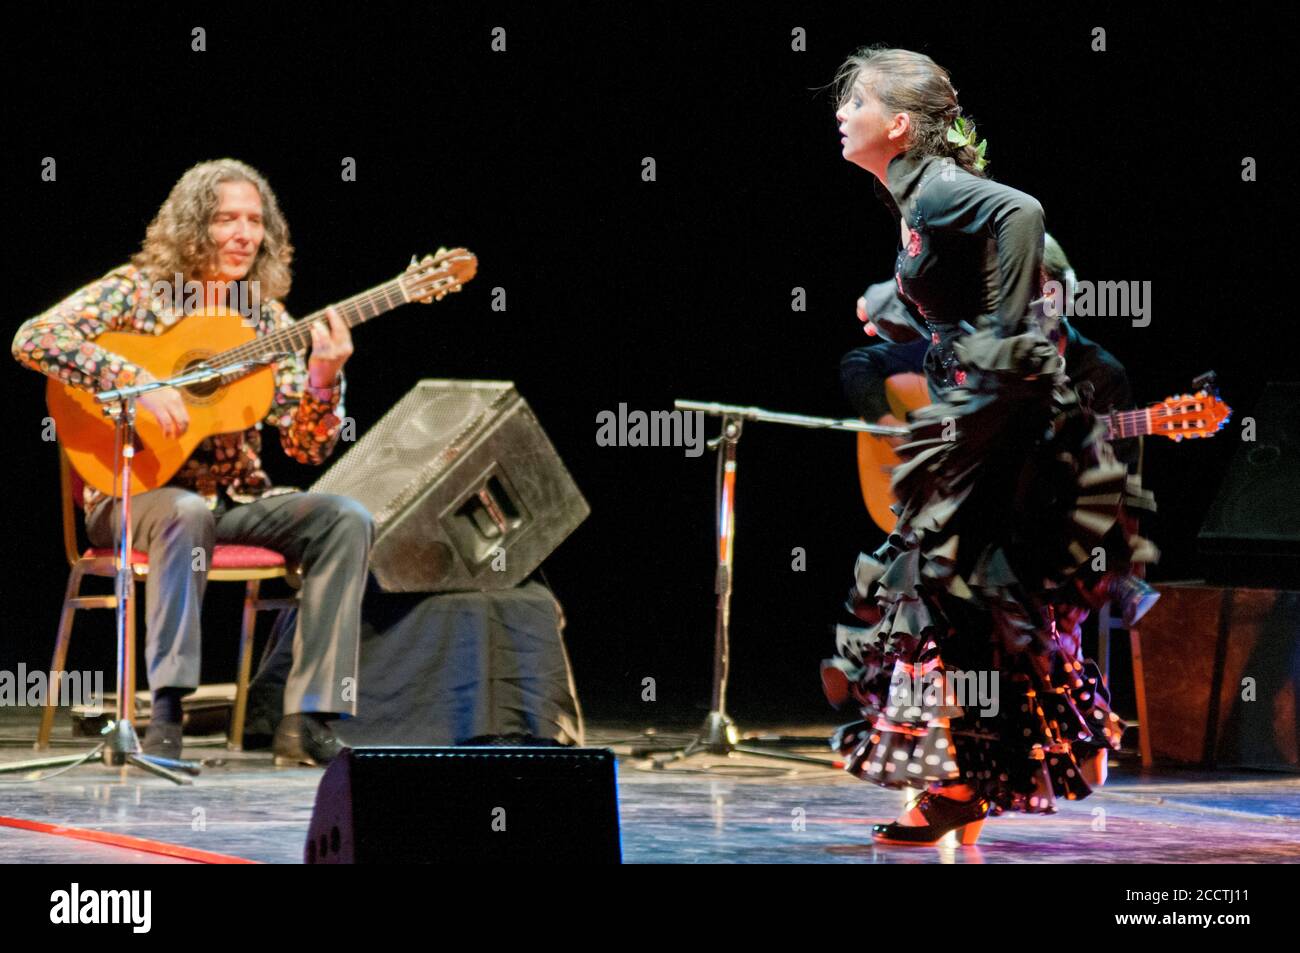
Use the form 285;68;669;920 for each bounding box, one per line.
313;380;515;528
309;379;588;591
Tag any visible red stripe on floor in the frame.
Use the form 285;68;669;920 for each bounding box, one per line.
0;815;260;864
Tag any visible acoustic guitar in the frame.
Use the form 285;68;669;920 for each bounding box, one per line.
856;378;1233;533
49;248;477;497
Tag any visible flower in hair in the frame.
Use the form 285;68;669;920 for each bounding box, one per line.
946;116;988;171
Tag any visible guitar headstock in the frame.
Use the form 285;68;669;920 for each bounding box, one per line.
401;247;478;304
1151;390;1233;441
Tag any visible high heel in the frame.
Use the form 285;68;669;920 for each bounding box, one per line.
871;790;991;846
954;816;985;845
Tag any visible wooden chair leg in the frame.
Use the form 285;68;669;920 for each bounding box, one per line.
36;565;85;751
229;579;261;751
1130;626;1153;769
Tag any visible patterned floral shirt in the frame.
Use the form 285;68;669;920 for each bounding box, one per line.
12;263;346;512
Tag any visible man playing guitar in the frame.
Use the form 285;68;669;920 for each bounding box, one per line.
12;158;373;766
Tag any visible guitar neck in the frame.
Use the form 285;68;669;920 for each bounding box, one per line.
211;275;409;366
1102;406;1153;441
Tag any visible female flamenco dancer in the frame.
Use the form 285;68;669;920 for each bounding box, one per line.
820;47;1158;846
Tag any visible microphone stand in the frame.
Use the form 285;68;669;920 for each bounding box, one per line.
0;355;285;784
633;400;909;771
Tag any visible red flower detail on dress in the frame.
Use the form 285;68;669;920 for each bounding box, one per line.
906;228;922;257
954;370;968;386
931;332;940;345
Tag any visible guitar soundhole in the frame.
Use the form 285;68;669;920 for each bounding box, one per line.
177;356;225;404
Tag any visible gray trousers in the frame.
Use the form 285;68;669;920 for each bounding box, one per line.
85;489;375;716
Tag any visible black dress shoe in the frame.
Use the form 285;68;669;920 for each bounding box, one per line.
871;790;991;846
272;713;344;767
141;721;184;760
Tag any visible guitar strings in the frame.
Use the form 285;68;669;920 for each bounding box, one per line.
1110;402;1214;437
219;279;406;366
214;260;459;371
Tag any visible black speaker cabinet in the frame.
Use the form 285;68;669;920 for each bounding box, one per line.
311;380;589;592
1199;381;1300;586
305;747;622;863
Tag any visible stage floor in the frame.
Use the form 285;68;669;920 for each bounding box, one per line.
2;712;1298;864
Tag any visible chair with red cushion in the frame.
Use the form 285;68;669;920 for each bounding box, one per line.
36;446;300;751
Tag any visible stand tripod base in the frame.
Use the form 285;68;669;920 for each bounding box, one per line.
698;711;739;754
635;710;841;770
0;720;201;785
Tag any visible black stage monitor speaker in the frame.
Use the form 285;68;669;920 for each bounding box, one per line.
304;747;622;863
311;380;589;592
1198;381;1300;586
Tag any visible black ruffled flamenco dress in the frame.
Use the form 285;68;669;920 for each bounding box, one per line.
823;320;1159;814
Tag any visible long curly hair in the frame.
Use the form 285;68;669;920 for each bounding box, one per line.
131;158;294;299
832;46;988;178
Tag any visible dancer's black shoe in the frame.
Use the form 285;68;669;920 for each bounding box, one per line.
871;790;990;846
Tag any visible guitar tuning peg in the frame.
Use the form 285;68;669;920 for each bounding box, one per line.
410;255;419;268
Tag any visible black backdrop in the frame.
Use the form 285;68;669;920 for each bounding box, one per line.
2;3;1292;725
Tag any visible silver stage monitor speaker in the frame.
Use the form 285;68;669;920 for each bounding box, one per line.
310;380;589;592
